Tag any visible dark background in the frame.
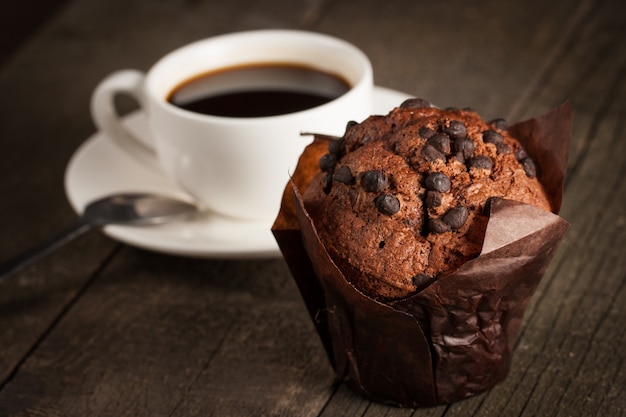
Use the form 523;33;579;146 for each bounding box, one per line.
1;1;69;63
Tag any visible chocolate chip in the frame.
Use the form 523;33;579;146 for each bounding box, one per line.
444;120;467;140
362;170;388;192
425;191;443;208
319;153;337;172
333;165;354;184
521;157;537;178
375;194;400;215
442;206;469;230
429;217;451;234
419;126;436;139
412;273;435;291
421;144;446;162
468;155;494;170
345;120;359;131
489;118;508;130
454;138;475;159
496;142;512;155
400;98;431;109
328;137;345;155
427;133;452;155
515;146;528;161
424;172;451;193
482;130;504;144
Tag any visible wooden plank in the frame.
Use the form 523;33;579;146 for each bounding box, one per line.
511;0;626;178
315;0;591;120
168;296;335;417
313;1;626;416
445;0;626;415
0;0;624;415
311;1;625;416
0;0;335;415
0;0;320;398
0;250;335;416
0;0;70;64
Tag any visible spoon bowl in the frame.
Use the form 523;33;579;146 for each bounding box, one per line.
83;193;199;226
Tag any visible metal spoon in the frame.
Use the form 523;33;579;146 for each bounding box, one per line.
0;193;199;282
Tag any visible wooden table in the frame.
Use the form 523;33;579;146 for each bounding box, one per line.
1;0;624;415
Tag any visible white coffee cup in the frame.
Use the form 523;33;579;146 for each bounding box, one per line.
90;29;373;221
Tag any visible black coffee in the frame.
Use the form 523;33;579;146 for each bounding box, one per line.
167;63;351;118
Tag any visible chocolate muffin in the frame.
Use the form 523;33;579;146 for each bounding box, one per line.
274;100;571;406
303;99;551;301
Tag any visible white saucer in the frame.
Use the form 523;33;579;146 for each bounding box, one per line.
64;86;412;259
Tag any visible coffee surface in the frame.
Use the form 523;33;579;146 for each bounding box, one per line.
167;63;351;117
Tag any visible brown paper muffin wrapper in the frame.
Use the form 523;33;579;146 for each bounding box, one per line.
272;102;572;407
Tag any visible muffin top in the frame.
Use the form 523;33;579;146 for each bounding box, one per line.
303;99;552;301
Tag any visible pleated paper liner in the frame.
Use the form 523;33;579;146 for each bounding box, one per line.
272;102;571;406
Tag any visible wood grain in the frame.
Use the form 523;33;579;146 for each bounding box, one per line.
0;0;624;415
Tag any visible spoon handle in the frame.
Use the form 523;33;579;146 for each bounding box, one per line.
0;219;93;283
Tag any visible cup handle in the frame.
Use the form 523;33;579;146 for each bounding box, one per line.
90;69;159;168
